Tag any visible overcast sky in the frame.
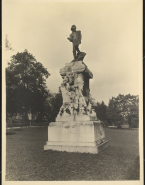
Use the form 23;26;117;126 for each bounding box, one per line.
3;0;142;105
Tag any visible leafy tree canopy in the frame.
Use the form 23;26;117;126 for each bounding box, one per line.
6;50;50;118
106;94;139;126
93;101;107;122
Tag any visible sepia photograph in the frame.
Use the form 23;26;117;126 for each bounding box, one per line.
2;0;143;184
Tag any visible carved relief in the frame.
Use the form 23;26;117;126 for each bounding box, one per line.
57;71;95;120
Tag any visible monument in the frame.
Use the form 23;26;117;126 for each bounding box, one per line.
44;25;108;154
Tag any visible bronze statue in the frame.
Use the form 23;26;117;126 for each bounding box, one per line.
67;25;86;62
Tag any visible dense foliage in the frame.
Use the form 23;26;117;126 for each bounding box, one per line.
106;98;123;125
93;101;107;122
6;50;50;121
106;94;139;127
43;91;63;122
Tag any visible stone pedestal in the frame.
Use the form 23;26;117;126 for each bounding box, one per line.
44;60;108;154
44;121;108;154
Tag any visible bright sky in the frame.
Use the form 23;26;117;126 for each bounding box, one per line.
3;0;142;105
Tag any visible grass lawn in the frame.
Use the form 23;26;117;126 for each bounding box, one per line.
6;127;139;181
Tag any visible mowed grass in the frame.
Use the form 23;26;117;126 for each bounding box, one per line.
6;127;139;181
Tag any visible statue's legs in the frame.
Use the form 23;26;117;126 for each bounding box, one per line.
73;45;80;59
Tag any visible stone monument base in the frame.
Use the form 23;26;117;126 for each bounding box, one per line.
44;121;108;154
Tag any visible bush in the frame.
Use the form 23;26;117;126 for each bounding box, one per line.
116;121;122;129
129;117;139;128
103;120;110;127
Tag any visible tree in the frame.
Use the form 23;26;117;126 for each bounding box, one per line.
127;104;139;128
44;88;63;122
93;101;107;122
6;50;50;121
106;94;139;127
50;91;63;122
5;35;13;51
106;99;122;126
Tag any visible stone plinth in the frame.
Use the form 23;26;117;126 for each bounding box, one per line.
60;60;93;79
44;121;108;154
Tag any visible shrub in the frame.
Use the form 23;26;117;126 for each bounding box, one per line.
116;121;122;129
129;117;139;128
103;120;110;127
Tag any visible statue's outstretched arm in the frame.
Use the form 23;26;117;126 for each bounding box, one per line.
67;34;73;42
67;37;72;42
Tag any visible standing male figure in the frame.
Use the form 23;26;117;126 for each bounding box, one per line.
67;25;82;59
